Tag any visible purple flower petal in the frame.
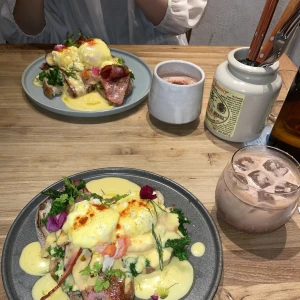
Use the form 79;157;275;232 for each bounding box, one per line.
140;185;157;200
46;211;68;232
53;44;64;51
150;294;159;300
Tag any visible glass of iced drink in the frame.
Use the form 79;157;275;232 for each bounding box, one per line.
215;146;300;233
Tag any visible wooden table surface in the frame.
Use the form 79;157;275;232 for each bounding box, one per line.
0;44;299;300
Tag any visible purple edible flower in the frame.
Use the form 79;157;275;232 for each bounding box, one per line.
53;44;65;51
150;294;159;300
46;211;67;232
140;185;157;200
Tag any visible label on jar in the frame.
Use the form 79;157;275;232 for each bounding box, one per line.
257;96;277;133
205;78;245;137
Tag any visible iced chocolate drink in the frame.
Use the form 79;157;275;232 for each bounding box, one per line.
215;146;300;233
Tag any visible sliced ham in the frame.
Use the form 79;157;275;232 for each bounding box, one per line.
100;65;129;80
101;244;117;257
99;65;132;106
99;76;131;106
114;236;131;259
95;236;131;259
85;276;134;300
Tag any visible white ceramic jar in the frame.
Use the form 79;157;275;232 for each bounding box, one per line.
205;47;282;142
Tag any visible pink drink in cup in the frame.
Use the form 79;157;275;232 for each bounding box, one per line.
215;146;300;233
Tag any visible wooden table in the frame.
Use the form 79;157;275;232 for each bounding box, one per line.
0;44;299;300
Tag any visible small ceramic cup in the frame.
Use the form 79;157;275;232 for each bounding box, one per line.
148;60;205;124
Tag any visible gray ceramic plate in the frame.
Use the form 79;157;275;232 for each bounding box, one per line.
2;168;222;300
22;49;152;117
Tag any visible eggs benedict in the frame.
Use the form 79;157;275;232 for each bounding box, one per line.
34;34;134;109
20;176;196;300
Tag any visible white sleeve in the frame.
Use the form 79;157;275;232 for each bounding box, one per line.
155;0;207;35
0;0;56;43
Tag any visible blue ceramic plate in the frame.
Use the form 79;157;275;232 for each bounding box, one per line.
22;49;152;117
1;168;222;300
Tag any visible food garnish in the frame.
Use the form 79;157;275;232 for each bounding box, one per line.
171;208;191;236
47;245;65;259
165;236;191;261
140;185;157;199
80;262;125;292
38;67;64;86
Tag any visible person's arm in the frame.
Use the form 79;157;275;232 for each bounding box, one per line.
13;0;45;35
134;0;168;26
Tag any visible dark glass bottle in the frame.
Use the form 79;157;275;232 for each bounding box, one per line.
267;67;300;161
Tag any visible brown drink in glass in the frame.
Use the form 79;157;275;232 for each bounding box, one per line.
267;67;300;161
215;146;300;233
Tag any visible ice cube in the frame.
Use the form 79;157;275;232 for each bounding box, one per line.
234;156;255;171
275;181;299;193
257;191;276;207
235;173;248;184
248;170;273;189
232;172;249;190
257;191;275;201
263;159;288;177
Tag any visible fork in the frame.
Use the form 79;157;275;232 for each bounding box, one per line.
255;0;300;66
258;9;300;67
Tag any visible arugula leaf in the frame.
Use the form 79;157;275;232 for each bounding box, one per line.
165;236;191;261
171;208;190;236
38;67;64;86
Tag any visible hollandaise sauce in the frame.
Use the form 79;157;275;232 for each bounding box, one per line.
86;177;141;197
32;273;69;300
191;242;206;257
62;88;114;112
33;76;43;87
134;257;194;299
19;242;50;276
